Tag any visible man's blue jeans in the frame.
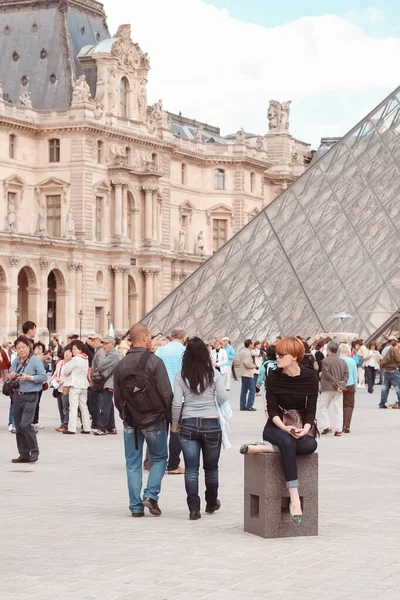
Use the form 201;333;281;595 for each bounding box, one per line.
380;370;400;406
179;417;222;512
240;376;255;410
123;420;168;514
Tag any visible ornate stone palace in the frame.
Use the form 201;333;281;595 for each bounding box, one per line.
0;0;312;340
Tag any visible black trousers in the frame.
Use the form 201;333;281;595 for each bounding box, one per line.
365;366;376;393
263;422;317;484
167;430;182;471
13;391;39;457
33;390;42;425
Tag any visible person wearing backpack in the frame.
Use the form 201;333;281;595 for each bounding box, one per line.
114;323;173;518
90;335;120;436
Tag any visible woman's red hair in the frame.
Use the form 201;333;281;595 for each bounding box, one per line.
276;337;305;362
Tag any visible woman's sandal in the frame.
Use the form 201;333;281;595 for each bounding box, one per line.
239;442;265;455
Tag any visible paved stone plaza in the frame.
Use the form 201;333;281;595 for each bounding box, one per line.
1;383;399;600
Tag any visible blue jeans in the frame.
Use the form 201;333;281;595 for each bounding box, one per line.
380;370;400;406
179;417;222;512
240;376;255;410
123;420;168;514
8;400;15;427
96;389;115;432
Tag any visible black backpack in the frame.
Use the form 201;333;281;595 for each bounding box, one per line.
119;351;168;435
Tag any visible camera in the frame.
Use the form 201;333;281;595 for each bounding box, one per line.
8;377;20;392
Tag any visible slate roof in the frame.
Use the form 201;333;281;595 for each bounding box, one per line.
0;0;110;109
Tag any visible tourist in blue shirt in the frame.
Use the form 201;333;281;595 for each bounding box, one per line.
9;335;47;464
338;343;358;434
155;328;186;474
222;337;235;391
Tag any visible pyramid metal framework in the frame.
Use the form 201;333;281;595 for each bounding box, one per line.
143;86;400;347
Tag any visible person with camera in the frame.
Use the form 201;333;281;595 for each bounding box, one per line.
8;335;47;463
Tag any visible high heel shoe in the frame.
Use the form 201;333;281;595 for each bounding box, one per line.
239;442;264;455
289;502;303;524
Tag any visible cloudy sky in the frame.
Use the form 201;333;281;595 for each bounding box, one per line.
105;1;400;148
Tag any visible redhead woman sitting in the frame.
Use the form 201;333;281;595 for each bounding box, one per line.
240;337;319;523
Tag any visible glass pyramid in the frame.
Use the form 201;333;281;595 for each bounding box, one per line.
143;87;400;347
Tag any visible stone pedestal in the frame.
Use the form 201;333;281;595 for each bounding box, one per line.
244;452;318;539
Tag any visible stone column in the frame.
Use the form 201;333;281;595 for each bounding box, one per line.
8;256;21;336
67;263;76;331
134;208;140;247
141;268;154;314
114;183;123;237
122;185;128;239
75;263;83;321
143;188;153;243
122;267;129;330
152;191;157;242
39;257;50;337
113;265;124;332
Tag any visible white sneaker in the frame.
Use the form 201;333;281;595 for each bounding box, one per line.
8;424;16;433
34;423;45;429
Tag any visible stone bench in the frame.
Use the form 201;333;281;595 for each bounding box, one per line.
244;452;318;538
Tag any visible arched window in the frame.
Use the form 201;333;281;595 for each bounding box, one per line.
181;163;186;185
9;134;16;159
97;140;104;164
214;168;225;190
49;138;60;162
250;172;255;193
119;77;129;118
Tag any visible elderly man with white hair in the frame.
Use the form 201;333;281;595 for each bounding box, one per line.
90;335;120;436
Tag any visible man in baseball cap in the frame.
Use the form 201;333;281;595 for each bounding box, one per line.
90;335;120;435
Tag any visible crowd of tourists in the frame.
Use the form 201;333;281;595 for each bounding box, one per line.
1;320;400;523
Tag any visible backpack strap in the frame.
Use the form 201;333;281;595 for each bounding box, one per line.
137;350;151;371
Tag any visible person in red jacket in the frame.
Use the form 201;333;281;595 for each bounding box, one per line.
1;342;14;432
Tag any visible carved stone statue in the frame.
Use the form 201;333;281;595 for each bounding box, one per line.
179;226;186;252
235;128;246;144
197;231;204;254
146;98;170;133
280;101;291;131
256;136;265;150
94;100;104;120
292;149;303;165
36;202;47;235
111;24;148;71
108;69;117;110
19;90;32;108
5;194;17;232
72;75;91;104
64;210;76;240
138;80;147;121
267;99;291;132
194;127;203;142
109;144;127;165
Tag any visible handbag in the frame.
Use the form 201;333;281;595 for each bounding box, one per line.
279;397;319;438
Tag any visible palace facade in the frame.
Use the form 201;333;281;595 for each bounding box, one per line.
0;0;312;341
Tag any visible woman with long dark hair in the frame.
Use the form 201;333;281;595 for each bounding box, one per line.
171;336;228;520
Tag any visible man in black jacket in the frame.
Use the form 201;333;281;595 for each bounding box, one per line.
114;323;173;518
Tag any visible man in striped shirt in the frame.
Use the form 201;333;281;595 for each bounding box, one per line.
155;328;186;474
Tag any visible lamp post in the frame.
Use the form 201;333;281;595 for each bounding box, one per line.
78;309;84;340
106;311;112;330
331;312;352;333
15;308;20;337
47;308;53;351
